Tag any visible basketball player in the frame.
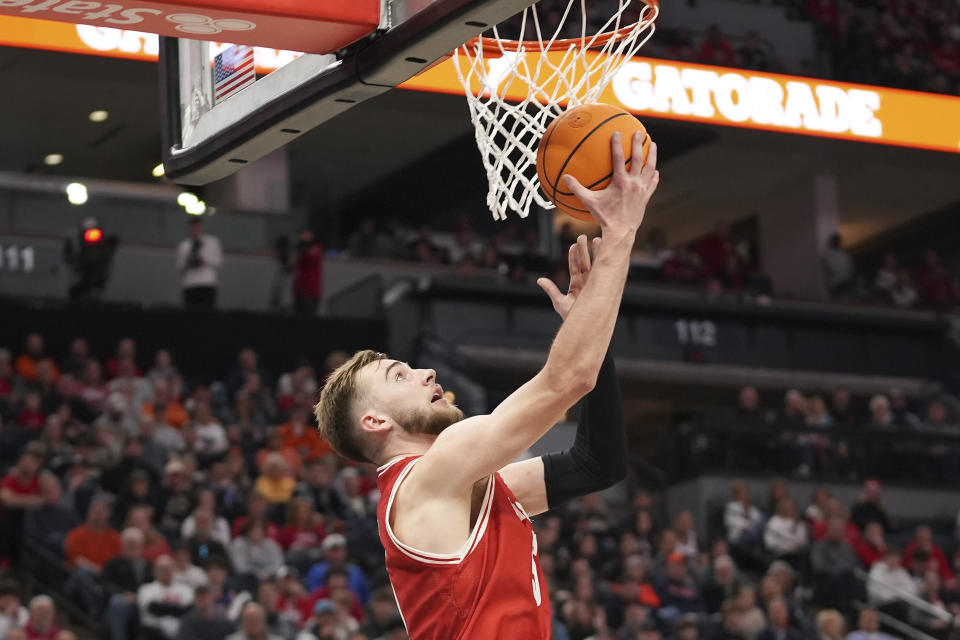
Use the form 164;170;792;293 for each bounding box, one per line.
313;133;659;638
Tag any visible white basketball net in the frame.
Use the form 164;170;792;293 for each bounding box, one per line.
454;0;659;220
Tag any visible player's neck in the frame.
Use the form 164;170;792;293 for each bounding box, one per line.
377;432;437;466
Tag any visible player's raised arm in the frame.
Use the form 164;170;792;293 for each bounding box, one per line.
415;135;658;491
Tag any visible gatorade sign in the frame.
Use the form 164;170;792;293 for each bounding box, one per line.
0;0;379;53
401;53;960;154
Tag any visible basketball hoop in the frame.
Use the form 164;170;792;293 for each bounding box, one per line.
454;0;659;220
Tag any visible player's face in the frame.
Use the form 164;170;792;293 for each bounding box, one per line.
364;359;464;436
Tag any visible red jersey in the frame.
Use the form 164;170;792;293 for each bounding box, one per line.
377;456;551;640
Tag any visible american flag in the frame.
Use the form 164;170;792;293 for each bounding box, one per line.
213;45;255;104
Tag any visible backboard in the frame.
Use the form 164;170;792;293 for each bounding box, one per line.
159;0;539;185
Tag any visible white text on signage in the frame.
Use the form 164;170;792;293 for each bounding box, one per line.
611;62;883;138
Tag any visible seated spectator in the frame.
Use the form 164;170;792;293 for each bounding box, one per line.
735;586;766;640
763;498;809;563
254;429;301;476
868;546;916;610
230;519;284;583
305;534;370;604
64;498;123;613
187;508;232;570
228;602;283;640
138;555;194;640
699;25;735;67
59;337;90;378
295;458;346;522
182;491;232;546
175;583;235;640
739;31;770;71
76;360;109;419
306;568;364;623
232;493;280;541
193;402;228;459
148;349;179;387
888;389;920;430
171;542;208;590
890;269;918;309
94;392;138;442
158;460;197;535
16;468;65;558
709;599;746;640
16;391;45;430
275;365;317;415
0;580;29;640
142;378;189;429
851;479;891;532
23;595;59;640
279;406;331;462
660;244;704;286
780;390;807;427
358;587;403;640
294;600;339;640
903;525;952;581
105;338;140;380
866;395;892;428
673;511;698;558
102;528;153;640
655;552;704;622
724;481;765;547
225;349;266;400
253;453;296;506
278;497;326;568
855;522;888;569
0;444;43;562
816;610;845;640
255;580;298;639
829;387;858;428
139;414;184;467
874;253;898;300
126;505;173;563
909;569;951;638
701;555;742;615
275;567;313;629
15;334;59;383
847;608;894;640
822;233;857;297
757;597;802;640
810;516;859;609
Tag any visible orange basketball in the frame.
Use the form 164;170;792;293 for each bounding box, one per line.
536;103;650;221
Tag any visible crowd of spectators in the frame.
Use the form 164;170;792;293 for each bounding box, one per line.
343;215;775;299
678;384;960;483
822;235;960;312
2;331;958;640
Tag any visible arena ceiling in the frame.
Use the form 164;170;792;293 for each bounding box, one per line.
3;46;960;246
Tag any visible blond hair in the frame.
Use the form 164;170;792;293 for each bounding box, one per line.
313;349;384;464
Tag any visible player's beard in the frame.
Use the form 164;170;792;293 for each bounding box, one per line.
397;402;464;436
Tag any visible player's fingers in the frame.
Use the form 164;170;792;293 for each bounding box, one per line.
631;131;647;174
640;141;658;180
592;236;602;260
578;234;591;274
536;277;563;306
563;174;595;206
567;241;580;280
610;132;627;182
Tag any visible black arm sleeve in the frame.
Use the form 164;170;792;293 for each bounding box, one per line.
541;350;627;509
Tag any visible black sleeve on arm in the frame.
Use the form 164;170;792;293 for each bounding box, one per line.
542;350;627;509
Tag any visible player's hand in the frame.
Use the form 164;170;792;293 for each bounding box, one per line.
537;235;602;320
562;132;659;240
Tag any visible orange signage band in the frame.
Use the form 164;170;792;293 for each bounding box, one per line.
400;52;960;155
0;0;379;53
0;15;301;73
2;15;960;154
